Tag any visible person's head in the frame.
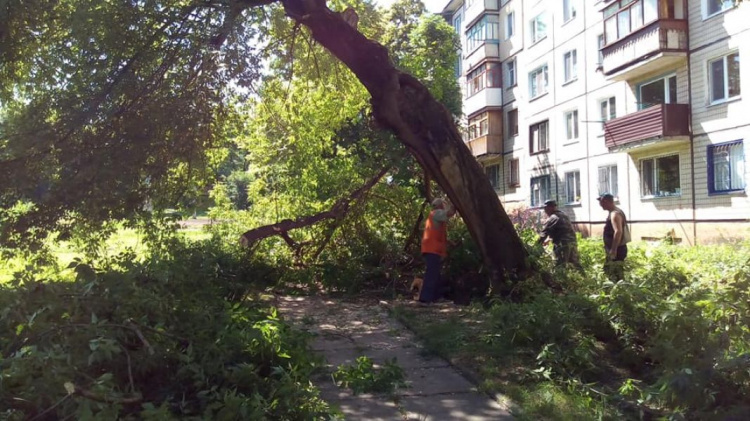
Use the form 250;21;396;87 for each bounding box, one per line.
597;193;615;211
543;199;557;216
431;198;446;210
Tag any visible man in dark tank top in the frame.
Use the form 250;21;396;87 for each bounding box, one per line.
597;193;628;281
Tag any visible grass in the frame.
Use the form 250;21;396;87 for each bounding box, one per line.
0;226;210;284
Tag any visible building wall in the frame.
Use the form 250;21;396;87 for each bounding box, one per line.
689;0;750;238
444;0;750;244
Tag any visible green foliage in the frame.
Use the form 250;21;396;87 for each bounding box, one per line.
333;356;407;395
395;238;750;419
0;235;331;419
1;1;265;244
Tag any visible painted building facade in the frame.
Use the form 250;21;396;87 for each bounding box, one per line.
441;0;750;244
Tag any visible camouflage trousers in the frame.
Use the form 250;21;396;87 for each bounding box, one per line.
553;242;582;269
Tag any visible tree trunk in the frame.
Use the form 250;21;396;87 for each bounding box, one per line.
279;0;530;293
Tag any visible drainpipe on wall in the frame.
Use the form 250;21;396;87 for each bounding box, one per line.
686;5;697;246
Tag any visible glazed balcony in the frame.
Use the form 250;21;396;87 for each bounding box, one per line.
464;87;502;117
467;134;502;157
602;19;687;80
604;103;689;150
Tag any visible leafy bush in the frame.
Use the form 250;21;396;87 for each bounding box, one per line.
0;237;331;420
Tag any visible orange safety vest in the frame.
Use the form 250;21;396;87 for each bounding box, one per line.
421;210;448;257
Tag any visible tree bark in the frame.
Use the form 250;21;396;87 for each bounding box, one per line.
278;0;530;293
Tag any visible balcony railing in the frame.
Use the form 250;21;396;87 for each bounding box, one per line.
604;103;689;149
602;19;687;78
466;134;502;156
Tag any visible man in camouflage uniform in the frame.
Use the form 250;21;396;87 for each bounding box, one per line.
537;199;582;269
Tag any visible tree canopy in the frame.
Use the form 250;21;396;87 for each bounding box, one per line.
1;0;530;288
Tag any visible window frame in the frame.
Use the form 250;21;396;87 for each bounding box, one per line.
530;13;548;44
529;120;550;155
705;0;734;19
640;153;682;198
563;49;578;83
563;0;577;23
508;158;520;187
708;52;741;104
466;62;502;97
505;12;515;39
466;14;500;52
564;109;579;141
468;112;490;141
507;109;519;137
708;140;745;194
529;64;549;99
603;0;659;45
486;163;501;190
637;73;677;110
597;34;605;65
600;97;617;129
506;59;517;87
530;175;552;208
564;170;582;204
598;164;619;199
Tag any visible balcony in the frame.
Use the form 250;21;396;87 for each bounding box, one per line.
464;87;502;117
604;103;689;150
467;134;502;157
463;0;499;29
602;19;687;80
465;42;500;70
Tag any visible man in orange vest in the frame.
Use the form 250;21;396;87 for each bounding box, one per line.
419;198;456;303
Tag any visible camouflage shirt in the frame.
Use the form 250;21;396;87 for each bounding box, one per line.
540;210;577;245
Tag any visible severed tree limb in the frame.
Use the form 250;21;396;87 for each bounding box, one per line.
240;167;390;248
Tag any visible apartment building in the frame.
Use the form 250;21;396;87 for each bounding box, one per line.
442;0;750;244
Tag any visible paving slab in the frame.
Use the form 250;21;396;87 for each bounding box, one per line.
276;295;513;420
400;392;514;420
401;366;476;396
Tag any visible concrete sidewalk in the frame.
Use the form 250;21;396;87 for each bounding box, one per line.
276;295;513;420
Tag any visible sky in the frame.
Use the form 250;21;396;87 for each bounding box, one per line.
375;0;447;14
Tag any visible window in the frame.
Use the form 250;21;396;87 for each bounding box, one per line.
453;15;462;77
709;141;745;193
529;65;548;99
530;175;551;207
565;110;579;141
707;0;734;17
603;0;658;45
564;50;577;83
565;171;581;204
467;62;501;96
598;165;619;197
709;52;741;103
467;15;500;51
639;74;677;109
641;154;681;197
597;34;605;65
468;112;489;140
486;164;501;189
506;59;516;87
563;0;577;22
507;109;518;137
600;97;616;128
530;13;547;44
529;120;549;154
505;12;515;39
509;158;520;187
